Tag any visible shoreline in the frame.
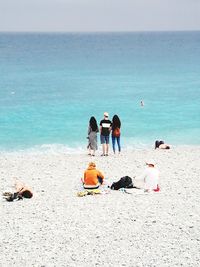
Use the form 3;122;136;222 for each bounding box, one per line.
1;146;200;266
1;143;200;155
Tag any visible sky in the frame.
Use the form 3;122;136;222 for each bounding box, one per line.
0;0;200;32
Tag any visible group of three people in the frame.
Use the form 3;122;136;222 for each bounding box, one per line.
83;160;160;193
87;112;121;156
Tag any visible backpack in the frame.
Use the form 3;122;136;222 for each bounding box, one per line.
110;176;134;190
113;127;120;137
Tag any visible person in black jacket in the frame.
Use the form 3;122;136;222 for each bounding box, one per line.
100;112;112;156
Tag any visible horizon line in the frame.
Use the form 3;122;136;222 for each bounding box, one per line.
0;29;200;34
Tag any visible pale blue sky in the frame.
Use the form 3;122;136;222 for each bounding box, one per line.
0;0;200;32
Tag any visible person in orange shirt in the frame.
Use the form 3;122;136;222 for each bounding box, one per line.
83;162;104;189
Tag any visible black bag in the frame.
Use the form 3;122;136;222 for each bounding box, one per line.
110;176;134;190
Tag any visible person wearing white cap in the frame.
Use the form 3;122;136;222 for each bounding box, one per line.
135;160;160;192
99;112;112;156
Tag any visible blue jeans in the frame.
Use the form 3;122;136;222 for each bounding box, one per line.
112;135;121;153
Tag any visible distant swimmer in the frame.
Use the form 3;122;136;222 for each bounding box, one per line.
140;100;144;107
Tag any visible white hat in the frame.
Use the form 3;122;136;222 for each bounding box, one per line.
146;159;156;166
104;112;109;117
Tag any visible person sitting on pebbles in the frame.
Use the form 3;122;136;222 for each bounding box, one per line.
134;160;160;192
3;179;33;201
82;162;104;190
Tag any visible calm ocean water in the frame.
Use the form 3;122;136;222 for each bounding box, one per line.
0;32;200;151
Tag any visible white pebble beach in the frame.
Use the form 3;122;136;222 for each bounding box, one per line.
1;146;200;266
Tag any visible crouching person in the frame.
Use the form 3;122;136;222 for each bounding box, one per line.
83;162;104;189
155;140;171;150
135;160;160;192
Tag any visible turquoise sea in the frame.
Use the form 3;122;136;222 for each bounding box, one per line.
0;32;200;151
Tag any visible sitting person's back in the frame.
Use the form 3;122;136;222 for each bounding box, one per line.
83;162;104;189
135;160;160;192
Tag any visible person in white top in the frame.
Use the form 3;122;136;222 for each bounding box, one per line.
135;160;160;192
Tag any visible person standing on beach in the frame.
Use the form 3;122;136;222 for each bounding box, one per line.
100;112;112;156
111;114;121;154
87;116;99;156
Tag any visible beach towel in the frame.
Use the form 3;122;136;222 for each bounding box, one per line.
77;189;101;197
